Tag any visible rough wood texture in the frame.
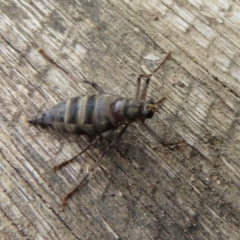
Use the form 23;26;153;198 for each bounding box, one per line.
1;0;240;239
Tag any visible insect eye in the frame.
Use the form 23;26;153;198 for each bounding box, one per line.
143;100;155;119
144;111;154;119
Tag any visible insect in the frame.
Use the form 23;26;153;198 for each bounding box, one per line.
29;51;182;208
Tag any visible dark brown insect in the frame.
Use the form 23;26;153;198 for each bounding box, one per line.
29;51;181;208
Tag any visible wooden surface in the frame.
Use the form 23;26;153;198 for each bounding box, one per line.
0;0;240;239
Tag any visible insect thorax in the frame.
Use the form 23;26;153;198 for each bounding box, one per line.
111;98;155;123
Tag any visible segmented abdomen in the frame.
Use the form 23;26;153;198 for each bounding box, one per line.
29;94;120;137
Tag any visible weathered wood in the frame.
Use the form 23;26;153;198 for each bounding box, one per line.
0;0;240;239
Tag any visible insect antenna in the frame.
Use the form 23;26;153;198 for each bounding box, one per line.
150;51;171;76
154;96;167;106
146;97;167;114
138;52;171;101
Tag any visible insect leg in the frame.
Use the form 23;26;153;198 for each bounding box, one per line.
143;123;184;147
135;74;143;99
83;80;105;94
52;136;101;171
139;78;150;101
139;52;171;101
61;123;130;208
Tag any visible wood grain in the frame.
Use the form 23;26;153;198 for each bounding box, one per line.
0;0;240;239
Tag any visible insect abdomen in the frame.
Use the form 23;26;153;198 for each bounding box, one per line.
29;101;66;125
29;94;119;136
